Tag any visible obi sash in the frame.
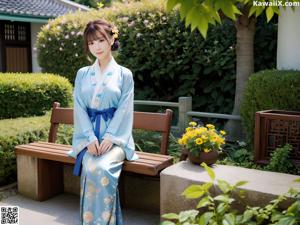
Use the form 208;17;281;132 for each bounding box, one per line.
73;107;116;176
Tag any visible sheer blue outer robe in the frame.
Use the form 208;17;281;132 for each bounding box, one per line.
68;57;138;225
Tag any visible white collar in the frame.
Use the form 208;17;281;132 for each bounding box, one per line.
93;56;118;78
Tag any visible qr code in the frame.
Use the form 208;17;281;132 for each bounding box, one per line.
0;206;19;225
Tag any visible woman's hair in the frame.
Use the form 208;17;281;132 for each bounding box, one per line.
83;19;120;59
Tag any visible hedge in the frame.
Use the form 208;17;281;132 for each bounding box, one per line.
0;73;72;119
0;114;49;186
36;0;165;83
0;112;76;186
37;0;277;115
240;70;300;148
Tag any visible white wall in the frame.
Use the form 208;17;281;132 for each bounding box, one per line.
31;23;44;72
277;7;300;70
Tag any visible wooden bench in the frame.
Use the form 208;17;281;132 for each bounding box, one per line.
15;102;173;201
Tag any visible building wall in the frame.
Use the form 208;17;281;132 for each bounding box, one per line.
31;23;44;72
277;7;300;70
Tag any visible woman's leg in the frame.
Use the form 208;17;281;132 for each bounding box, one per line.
80;146;125;225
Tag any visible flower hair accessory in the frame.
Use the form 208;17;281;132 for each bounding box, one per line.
111;27;119;39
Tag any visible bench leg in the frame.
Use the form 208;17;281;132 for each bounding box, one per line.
17;155;39;200
37;159;64;201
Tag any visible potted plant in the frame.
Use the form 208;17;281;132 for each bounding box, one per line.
178;122;226;165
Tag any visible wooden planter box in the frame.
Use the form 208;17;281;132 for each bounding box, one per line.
254;110;300;165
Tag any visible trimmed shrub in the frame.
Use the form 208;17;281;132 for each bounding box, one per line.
36;0;165;83
0;73;72;119
0;114;49;186
37;0;277;115
0;113;76;186
240;70;300;148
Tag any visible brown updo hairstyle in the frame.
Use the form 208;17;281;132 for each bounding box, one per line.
83;19;120;61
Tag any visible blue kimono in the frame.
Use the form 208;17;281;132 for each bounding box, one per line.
68;57;138;225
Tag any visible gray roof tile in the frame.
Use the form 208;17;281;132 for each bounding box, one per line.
0;0;89;18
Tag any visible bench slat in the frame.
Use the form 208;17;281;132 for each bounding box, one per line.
16;142;173;176
34;142;171;162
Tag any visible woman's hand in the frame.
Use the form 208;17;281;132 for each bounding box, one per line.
87;140;100;156
98;139;113;155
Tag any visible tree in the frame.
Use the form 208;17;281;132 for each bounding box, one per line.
166;0;299;140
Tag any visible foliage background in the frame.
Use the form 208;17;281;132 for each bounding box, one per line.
37;0;277;115
0;73;72;119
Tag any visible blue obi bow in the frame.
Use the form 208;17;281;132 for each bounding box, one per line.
73;107;116;176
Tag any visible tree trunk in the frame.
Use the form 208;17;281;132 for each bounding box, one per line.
224;8;256;141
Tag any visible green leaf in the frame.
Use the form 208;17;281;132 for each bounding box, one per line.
266;7;274;22
201;162;215;180
216;202;228;214
199;212;214;225
222;213;236;225
179;0;193;20
178;210;199;223
162;213;179;220
196;15;209;38
197;196;211;208
248;6;258;17
182;184;205;199
214;195;234;204
242;210;254;223
293;178;300;183
160;221;176;225
215;0;241;20
166;0;179;12
186;6;201;30
217;179;232;194
287;201;300;214
277;216;296;225
234;180;248;187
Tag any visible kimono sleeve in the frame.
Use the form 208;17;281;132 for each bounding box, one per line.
69;69;97;158
102;69;134;147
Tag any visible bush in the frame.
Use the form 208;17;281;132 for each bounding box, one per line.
265;144;296;174
162;163;300;225
0;113;77;186
0;73;72;119
36;0;166;83
37;0;277;115
0;114;50;186
240;70;300;148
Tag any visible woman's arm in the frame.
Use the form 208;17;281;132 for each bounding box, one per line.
72;68;98;155
102;68;134;148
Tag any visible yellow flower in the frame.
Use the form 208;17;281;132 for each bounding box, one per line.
195;138;203;145
112;27;119;39
186;127;193;132
201;135;208;140
204;148;211;153
220;130;226;135
189;121;197;127
178;138;183;145
206;124;215;129
182;136;188;145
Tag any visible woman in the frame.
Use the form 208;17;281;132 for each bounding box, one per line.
68;19;138;225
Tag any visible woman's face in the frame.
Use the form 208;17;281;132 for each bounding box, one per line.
88;31;113;62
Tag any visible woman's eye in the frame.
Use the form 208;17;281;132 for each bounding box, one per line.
88;41;93;45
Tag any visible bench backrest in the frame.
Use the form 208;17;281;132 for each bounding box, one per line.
49;102;173;155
